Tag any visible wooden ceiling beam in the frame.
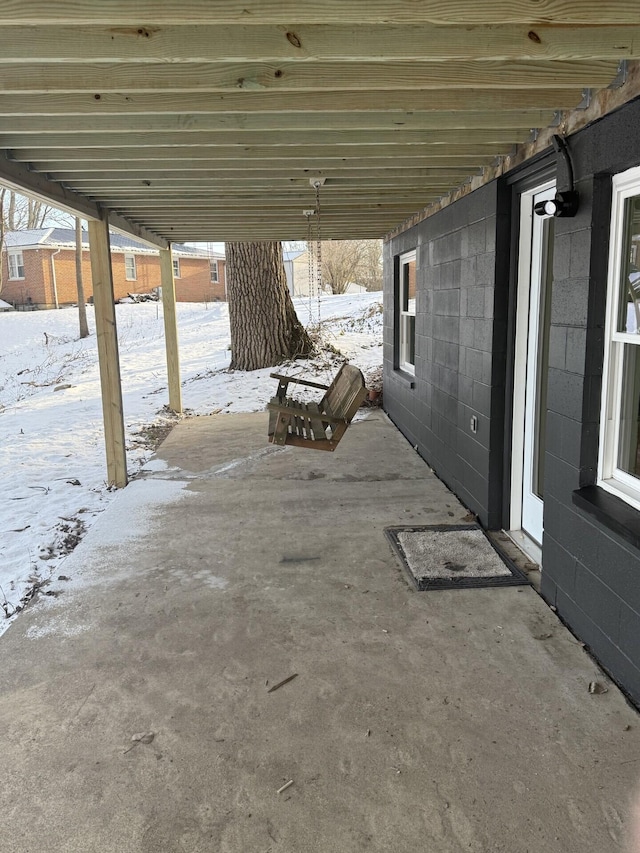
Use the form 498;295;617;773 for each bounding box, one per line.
0;60;618;94
0;24;637;63
95;192;455;205
0;128;531;149
47;165;492;182
2;2;638;25
0;110;557;134
103;197;445;210
70;176;475;191
31;158;500;175
14;145;512;162
0;152;169;248
116;208;432;220
0;89;588;114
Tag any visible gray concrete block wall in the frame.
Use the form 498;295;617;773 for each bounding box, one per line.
384;96;640;704
535;103;640;706
384;183;505;527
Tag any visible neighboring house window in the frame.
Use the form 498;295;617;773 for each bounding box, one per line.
210;259;219;282
398;250;417;374
173;258;181;278
8;251;25;280
124;254;136;281
599;165;640;509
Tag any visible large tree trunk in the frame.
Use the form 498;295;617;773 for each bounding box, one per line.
226;241;313;371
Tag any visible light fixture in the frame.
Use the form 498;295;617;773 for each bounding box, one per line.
534;134;579;219
534;190;579;218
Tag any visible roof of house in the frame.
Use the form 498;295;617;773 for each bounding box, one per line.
282;249;307;262
4;228;224;259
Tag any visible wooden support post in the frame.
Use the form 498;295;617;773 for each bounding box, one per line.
88;217;128;488
159;246;183;414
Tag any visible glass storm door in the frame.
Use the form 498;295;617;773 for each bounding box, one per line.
511;182;556;549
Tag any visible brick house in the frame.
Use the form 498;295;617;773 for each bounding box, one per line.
1;228;226;309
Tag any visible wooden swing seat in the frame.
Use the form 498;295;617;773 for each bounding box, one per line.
267;362;367;451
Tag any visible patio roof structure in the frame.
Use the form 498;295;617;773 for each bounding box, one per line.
3;3;640;487
1;3;640;245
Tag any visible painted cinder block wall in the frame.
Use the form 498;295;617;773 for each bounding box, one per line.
384;95;640;705
536;97;640;705
384;181;509;531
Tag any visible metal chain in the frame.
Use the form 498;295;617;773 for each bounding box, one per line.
315;182;323;333
306;212;315;327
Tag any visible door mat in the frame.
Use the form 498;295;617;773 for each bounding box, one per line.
384;524;529;591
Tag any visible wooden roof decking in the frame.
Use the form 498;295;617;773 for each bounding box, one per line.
1;2;639;244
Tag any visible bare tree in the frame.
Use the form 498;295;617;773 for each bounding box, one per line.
2;190;73;232
314;239;383;294
75;218;89;338
358;240;384;292
226;241;313;371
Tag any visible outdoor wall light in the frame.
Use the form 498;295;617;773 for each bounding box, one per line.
534;190;579;218
534;134;579;218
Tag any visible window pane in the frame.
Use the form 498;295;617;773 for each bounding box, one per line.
401;315;416;367
125;255;136;279
407;315;416;366
9;252;24;278
617;343;640;479
402;258;416;312
618;195;640;333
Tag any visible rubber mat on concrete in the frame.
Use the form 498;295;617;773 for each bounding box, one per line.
384;524;529;591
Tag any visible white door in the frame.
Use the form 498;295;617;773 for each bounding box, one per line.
511;181;556;550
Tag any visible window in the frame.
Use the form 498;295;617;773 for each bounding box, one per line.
599;166;640;509
8;251;24;280
172;258;181;278
398;250;417;374
210;259;219;282
124;254;136;281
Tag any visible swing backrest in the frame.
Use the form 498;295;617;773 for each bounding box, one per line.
321;364;367;423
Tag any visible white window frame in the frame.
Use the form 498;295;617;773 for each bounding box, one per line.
124;253;137;281
172;258;181;279
599;165;640;510
8;250;24;280
399;250;417;375
210;259;219;282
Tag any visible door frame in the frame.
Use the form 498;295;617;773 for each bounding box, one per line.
509;178;556;556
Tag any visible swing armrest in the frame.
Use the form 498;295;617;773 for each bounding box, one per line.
269;373;330;391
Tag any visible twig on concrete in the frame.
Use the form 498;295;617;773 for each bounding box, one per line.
72;683;96;719
267;673;298;693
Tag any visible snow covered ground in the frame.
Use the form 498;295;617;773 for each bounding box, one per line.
0;292;383;631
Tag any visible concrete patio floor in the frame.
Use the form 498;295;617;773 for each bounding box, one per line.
1;409;639;852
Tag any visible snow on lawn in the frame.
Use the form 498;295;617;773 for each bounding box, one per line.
0;292;382;630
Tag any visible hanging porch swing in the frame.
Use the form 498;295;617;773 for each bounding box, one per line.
267;179;367;450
